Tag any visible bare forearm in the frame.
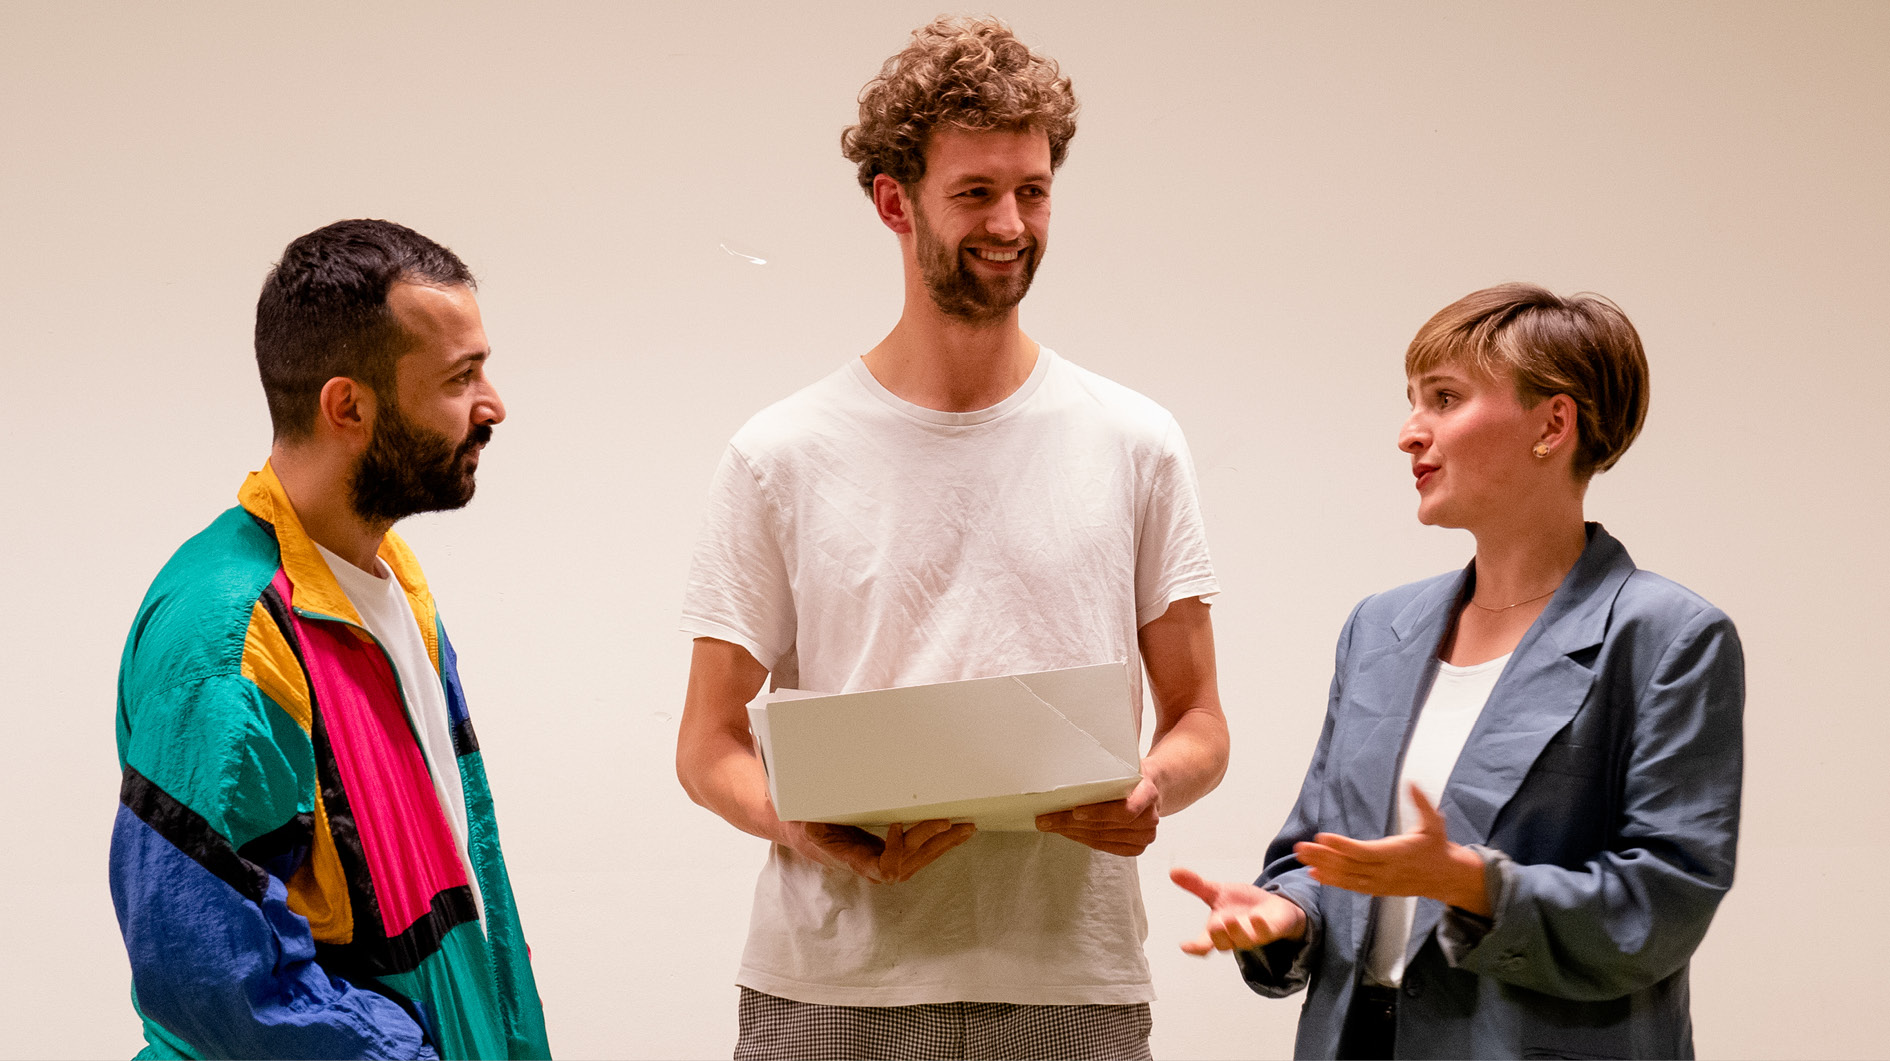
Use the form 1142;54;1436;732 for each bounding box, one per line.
679;733;788;845
675;638;784;844
1136;597;1227;817
1143;705;1229;815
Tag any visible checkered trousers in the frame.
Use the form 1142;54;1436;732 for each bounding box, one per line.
733;987;1154;1061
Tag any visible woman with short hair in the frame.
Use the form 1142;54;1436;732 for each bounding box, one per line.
1175;283;1744;1059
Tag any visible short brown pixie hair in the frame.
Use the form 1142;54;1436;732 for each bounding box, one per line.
841;16;1078;195
1406;283;1650;478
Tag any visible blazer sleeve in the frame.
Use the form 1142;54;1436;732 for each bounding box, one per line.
1237;598;1367;997
111;672;435;1060
1444;605;1745;1000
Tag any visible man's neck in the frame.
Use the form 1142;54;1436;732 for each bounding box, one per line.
863;302;1040;413
269;442;389;575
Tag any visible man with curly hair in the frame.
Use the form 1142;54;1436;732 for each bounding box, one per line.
677;17;1230;1059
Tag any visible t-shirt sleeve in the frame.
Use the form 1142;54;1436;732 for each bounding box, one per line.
681;445;797;671
1135;419;1220;627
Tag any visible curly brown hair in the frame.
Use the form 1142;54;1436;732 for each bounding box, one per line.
841;16;1078;196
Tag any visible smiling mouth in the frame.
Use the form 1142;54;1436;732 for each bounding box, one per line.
967;247;1025;262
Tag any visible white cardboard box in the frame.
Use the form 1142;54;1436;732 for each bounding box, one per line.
747;661;1142;831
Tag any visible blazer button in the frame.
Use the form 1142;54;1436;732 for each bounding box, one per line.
1403;981;1422;998
1502;956;1526;971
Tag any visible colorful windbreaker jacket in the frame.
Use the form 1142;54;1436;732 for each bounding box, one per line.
110;464;551;1060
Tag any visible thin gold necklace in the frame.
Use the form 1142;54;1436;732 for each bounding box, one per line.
1467;587;1557;613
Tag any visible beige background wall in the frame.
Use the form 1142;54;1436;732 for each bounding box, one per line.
2;2;1884;1056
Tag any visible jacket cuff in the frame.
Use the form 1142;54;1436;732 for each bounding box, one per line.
1438;844;1513;966
1235;889;1318;997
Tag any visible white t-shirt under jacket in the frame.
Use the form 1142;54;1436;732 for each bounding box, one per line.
1365;651;1512;988
681;350;1220;1006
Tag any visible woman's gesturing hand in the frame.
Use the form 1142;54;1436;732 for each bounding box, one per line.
1292;783;1491;916
1170;867;1309;955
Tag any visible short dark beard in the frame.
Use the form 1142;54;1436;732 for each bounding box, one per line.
348;397;491;524
913;200;1037;324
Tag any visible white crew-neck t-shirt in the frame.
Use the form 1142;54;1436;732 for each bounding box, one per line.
1364;652;1512;987
314;542;483;924
682;350;1219;1006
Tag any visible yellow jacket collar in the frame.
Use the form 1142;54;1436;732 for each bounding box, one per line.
237;461;438;651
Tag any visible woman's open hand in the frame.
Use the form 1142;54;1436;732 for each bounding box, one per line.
1292;783;1491;915
1170;866;1308;955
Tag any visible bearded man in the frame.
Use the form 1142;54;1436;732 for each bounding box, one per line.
110;219;550;1059
676;18;1230;1061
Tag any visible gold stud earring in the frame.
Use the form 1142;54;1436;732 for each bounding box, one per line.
1532;442;1551;458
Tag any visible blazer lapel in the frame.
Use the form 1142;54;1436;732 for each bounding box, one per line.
1406;524;1636;960
1340;568;1465;955
1343;571;1466;836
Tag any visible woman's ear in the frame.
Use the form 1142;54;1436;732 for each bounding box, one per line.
1538;393;1578;455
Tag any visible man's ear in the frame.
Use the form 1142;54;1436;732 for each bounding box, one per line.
316;377;374;447
872;173;915;235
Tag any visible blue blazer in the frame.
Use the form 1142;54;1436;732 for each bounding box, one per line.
1239;524;1744;1059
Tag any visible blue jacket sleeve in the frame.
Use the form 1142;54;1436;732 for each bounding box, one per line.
111;674;434;1060
1445;606;1745;1000
1237;599;1367;997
